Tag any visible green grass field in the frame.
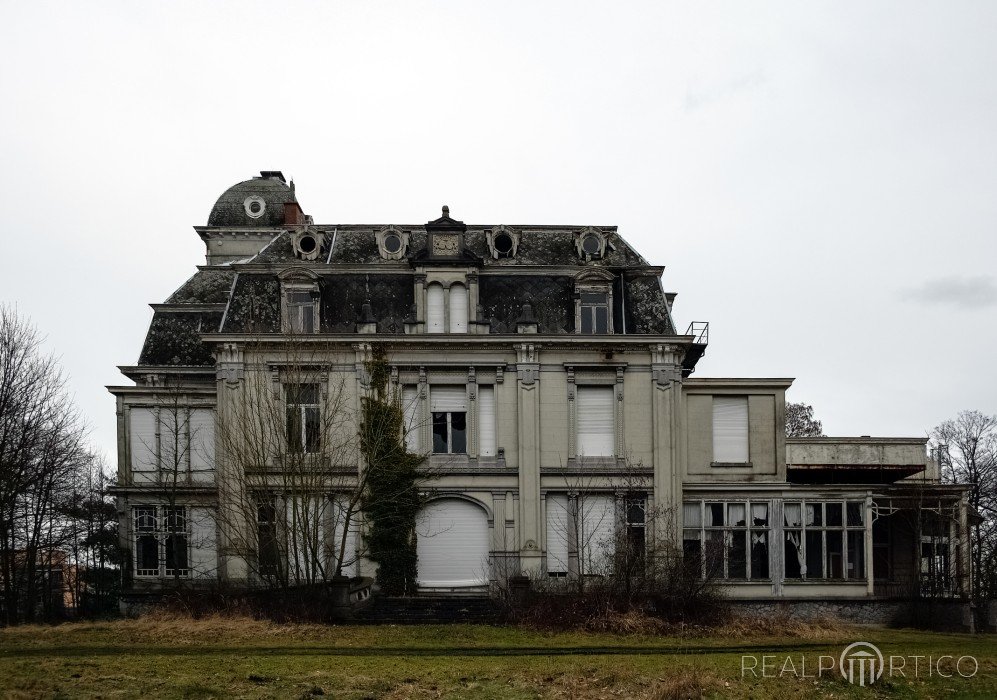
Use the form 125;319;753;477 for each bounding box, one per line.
0;618;994;699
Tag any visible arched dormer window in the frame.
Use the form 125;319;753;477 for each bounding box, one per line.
279;268;320;334
574;269;615;335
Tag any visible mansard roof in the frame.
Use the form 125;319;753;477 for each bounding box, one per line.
136;179;682;367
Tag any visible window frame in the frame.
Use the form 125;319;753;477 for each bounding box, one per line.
431;409;467;454
285;383;321;454
133;505;190;578
683;499;771;581
782;499;866;582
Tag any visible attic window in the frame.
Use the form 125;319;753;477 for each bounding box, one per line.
376;227;409;260
575;229;608;260
244;196;266;219
291;230;326;261
486;227;520;259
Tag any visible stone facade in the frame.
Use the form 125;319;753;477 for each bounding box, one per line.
109;171;973;620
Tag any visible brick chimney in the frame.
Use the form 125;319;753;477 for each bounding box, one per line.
283;201;306;225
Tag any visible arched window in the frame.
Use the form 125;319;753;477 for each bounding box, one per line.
448;283;468;333
426;283;445;333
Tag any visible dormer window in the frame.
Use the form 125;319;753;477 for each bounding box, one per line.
486;227;520;259
580;292;609;334
574;269;615;334
377;227;410;260
575;228;609;260
280;269;320;334
291;229;326;261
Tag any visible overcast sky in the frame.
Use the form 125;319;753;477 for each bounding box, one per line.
1;1;995;462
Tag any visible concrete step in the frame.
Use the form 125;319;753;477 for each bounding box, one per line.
355;595;503;624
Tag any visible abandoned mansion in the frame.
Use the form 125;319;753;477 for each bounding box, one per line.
110;171;973;623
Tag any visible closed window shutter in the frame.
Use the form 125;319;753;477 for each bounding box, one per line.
130;408;158;476
713;396;749;462
449;283;468;333
159;410;183;473
430;386;467;412
402;386;420;452
190;409;215;479
188;507;217;579
478;385;496;457
576;386;615;457
581;495;616;574
426;283;445;333
546;494;570;573
286;495;327;583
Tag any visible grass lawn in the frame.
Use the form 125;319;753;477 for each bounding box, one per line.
0;618;994;699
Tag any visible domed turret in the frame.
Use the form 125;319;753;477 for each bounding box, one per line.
207;171;302;227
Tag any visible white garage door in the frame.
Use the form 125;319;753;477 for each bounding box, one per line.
416;498;489;588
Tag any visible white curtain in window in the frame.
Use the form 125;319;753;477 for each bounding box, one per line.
190;409;215;480
576;386;615;457
478;385;496;457
130;408;158;478
581;495;616;575
426;283;445;333
402;386;420;452
713;396;749;462
430;386;467;412
784;503;802;527
683;502;702;527
546;494;570;574
448;283;468;333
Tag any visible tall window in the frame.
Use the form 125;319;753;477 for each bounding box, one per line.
683;500;769;580
449;283;468;333
256;496;281;578
430;386;466;454
784;501;865;580
133;506;189;578
287;290;316;333
712;396;749;463
576;386;615;458
579;292;609;334
426;283;445;333
286;384;320;453
478;385;496;457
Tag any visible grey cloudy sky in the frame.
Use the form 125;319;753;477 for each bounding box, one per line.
1;1;995;462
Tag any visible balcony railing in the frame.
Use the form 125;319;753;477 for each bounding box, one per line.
685;321;709;345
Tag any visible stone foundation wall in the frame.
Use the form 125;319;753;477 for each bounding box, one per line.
727;598;974;633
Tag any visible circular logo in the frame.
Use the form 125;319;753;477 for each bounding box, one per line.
839;642;884;686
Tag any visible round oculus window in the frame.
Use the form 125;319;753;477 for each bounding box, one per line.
298;235;317;253
581;233;602;255
493;232;514;255
244;196;266;218
383;233;402;254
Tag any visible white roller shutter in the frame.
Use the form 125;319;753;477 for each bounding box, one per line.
190;409;215;482
576;386;615;457
713;396;749;463
188;507;217;579
402;386;421;452
546;494;570;574
130;408;158;482
330;496;359;577
426;283;445;333
478;385;496;457
159;410;184;475
448;283;468;333
416;498;489;587
581;495;616;575
430;386;467;412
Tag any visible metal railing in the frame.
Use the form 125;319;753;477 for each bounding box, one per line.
685;321;709;344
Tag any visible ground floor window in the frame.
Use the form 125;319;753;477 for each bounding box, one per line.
133;505;189;578
683;500;769;580
783;500;864;581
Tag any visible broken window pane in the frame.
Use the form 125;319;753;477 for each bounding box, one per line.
784;503;801;527
826;530;843;578
847;531;864;579
847;502;863;527
728;503;746;527
806;530;823;579
785;531;803;578
728;531;747;578
751;533;769;579
751;503;768;526
826;503;843;527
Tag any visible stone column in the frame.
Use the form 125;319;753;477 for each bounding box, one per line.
650;344;683;535
516;343;542;574
865;494;875;596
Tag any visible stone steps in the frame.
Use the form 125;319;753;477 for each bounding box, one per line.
355;595;503;625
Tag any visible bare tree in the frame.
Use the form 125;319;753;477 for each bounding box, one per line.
932;410;997;604
0;306;93;624
785;402;824;437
